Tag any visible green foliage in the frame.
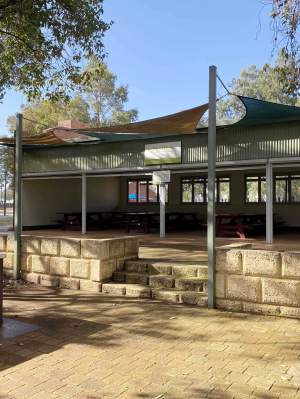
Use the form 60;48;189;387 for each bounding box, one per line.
79;57;138;127
7;96;90;136
7;60;138;135
269;0;299;96
216;55;300;124
0;0;111;100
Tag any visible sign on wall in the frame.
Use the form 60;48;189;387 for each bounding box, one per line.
152;170;171;185
145;141;181;165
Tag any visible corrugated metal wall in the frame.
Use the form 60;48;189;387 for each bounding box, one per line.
23;121;300;173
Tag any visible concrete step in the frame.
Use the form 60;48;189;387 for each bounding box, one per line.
174;278;207;293
113;271;149;285
172;265;208;279
124;259;172;275
148;274;175;289
151;289;208;307
114;270;207;292
102;283;151;298
101;283;208;307
124;259;208;279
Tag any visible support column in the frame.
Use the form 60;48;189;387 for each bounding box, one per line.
3;171;7;217
207;65;217;309
81;173;87;235
266;160;273;244
159;183;166;238
14;113;23;280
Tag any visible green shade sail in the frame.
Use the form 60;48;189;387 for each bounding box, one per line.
234;96;300;127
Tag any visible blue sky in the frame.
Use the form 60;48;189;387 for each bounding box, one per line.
0;0;275;135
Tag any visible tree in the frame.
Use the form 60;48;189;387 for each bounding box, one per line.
216;55;300;124
269;0;299;96
0;0;111;101
80;57;138;127
7;60;138;135
7;96;90;136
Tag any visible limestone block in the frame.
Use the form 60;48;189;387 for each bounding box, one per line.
21;254;32;272
70;259;90;279
149;275;174;289
216;249;242;274
3;253;13;269
243;302;281;316
40;275;59;287
125;255;139;262
22;237;40;254
116;257;125;270
102;283;126;296
180;292;208;307
22;272;40;284
80;280;102;293
172;265;199;278
216;299;242;312
41;238;59;256
216;273;225;298
81;239;109;260
243;250;281;277
227;275;261;302
279;306;300;318
50;257;69;276
0;235;6;251
90;259;116;282
60;238;81;258
109;239;125;258
31;255;50;274
125;284;151;298
282;252;300;278
3;270;14;278
262;278;300;307
59;277;80;290
6;234;14;252
124;237;139;256
151;289;179;303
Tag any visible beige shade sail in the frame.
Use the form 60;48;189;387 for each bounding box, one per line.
0;103;208;146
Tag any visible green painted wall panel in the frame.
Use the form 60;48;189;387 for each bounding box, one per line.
23;121;300;174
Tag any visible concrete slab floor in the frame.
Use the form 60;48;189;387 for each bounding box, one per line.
2;285;300;398
23;228;300;262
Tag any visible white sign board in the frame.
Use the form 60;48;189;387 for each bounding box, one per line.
152;170;171;185
145;141;181;165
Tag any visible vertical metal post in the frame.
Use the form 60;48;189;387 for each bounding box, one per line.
159;183;166;238
3;172;7;216
266;160;273;244
14;113;22;280
207;65;217;309
81;173;87;235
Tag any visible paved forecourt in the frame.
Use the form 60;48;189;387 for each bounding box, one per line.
1;286;300;398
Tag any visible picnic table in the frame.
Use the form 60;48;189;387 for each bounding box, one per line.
58;211;199;233
124;211;199;233
58;212;104;230
216;213;266;239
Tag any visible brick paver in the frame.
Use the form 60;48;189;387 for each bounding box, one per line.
1;286;300;399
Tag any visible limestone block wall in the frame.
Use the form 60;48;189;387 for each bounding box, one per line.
1;234;138;292
216;244;300;318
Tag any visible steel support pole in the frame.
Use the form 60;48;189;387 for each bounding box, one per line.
3;172;7;217
14;113;22;280
159;183;166;238
81;173;87;235
266;160;273;244
207;65;217;309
